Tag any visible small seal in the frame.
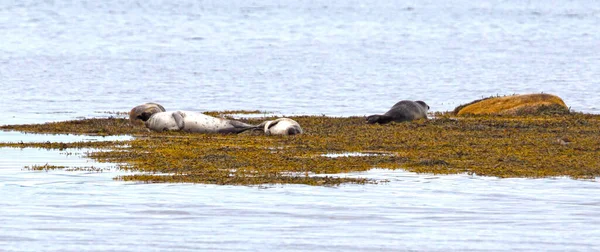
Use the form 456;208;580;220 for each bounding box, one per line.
258;118;303;136
129;103;166;126
366;100;429;124
138;110;257;134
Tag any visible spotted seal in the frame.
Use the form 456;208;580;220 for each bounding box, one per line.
138;110;257;134
366;100;429;124
258;118;303;135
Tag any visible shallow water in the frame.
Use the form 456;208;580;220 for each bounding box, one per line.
1;0;600;251
2;147;600;251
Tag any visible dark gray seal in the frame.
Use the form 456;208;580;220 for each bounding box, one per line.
366;100;429;124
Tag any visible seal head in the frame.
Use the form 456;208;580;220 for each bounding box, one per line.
129;103;166;126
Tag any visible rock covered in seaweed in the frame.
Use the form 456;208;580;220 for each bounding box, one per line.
454;93;569;116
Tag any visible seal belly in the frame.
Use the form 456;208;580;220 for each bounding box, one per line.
144;111;256;134
180;112;229;133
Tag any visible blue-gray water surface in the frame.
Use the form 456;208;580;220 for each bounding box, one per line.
1;0;600;251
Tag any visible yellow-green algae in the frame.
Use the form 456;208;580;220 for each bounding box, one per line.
2;111;600;185
454;93;569;116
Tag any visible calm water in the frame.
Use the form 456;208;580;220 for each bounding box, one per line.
1;0;600;251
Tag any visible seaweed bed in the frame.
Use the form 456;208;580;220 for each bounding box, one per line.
1;111;599;186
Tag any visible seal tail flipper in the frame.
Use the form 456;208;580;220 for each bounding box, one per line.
366;115;380;124
366;114;393;124
252;120;270;134
218;120;259;134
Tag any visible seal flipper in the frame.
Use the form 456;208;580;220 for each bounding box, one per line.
172;111;185;130
366;114;393;124
267;119;281;129
217;120;258;134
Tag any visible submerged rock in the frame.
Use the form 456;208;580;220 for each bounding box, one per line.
454;93;569;116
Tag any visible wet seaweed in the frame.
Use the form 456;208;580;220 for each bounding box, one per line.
0;118;146;136
24;163;109;172
2;112;600;185
25;163;68;171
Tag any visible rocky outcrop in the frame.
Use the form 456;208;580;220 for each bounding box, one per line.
454;94;569;116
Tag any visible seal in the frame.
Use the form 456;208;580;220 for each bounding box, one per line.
366;100;429;124
129;103;166;126
258;118;303;136
138;110;257;134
